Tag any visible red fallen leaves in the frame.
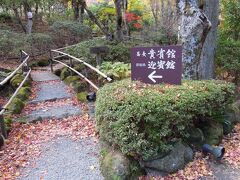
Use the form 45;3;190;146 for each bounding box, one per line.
0;115;96;179
139;152;212;180
0;96;7;106
222;124;240;167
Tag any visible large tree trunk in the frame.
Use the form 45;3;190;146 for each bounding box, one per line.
12;5;26;33
177;0;212;80
79;5;85;23
72;0;80;21
114;0;124;41
81;1;111;39
199;0;220;79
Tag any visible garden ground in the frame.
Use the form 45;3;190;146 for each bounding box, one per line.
0;62;239;179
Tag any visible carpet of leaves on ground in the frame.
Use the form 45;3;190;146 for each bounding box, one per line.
222;124;240;167
0;96;7;106
0;114;97;179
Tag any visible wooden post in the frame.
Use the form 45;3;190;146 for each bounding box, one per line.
20;50;24;73
0;115;7;139
49;50;53;72
70;58;73;76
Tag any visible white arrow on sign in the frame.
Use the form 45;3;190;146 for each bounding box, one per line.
148;71;163;83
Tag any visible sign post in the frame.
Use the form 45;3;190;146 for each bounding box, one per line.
131;46;182;85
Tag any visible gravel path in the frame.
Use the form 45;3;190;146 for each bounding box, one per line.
19;137;104;180
17;69;103;179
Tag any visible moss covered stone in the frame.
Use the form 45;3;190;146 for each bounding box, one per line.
64;76;80;85
16;87;31;101
77;92;87;102
70;81;88;93
37;59;49;67
10;74;31;88
54;69;62;76
202;121;224;145
74;64;85;72
4;117;12;132
7;98;24;114
60;67;71;80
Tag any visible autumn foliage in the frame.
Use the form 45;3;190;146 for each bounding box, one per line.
125;12;143;30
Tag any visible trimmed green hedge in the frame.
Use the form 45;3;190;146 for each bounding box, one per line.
96;79;235;160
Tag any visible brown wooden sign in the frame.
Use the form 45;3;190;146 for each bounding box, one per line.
131;46;182;85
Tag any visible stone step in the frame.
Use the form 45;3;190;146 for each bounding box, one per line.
26;104;82;123
31;71;60;82
29;81;72;104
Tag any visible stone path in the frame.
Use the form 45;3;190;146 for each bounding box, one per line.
18;69;103;179
19;138;103;180
27;71;81;122
201;161;240;180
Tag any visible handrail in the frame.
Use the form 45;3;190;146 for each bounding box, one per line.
52;59;99;90
0;69;31;115
54;44;79;51
0;52;29;86
51;49;112;82
0;51;31;138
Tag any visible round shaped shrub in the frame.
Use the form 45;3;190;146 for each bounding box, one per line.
95;79;235;160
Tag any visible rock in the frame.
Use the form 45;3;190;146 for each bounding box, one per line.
60;67;71;80
63;76;80;85
187;128;205;148
222;120;234;135
101;150;130;180
142;141;193;174
77;92;87;102
202;121;223;145
101;150;143;180
7;98;25;114
16;87;31;101
54;69;62;76
70;81;88;93
4;117;12;132
10;74;31;88
37;59;49;67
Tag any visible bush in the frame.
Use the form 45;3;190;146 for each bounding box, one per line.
100;62;131;80
96;79;235;160
0;30;25;57
50;21;92;46
0;30;54;58
216;39;240;84
0;12;12;23
26;33;53;52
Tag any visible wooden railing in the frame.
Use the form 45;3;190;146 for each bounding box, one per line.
0;51;31;139
50;48;112;90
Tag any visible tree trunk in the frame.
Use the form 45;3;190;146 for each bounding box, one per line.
72;0;80;20
177;0;211;80
114;0;124;41
199;0;219;79
12;6;26;33
35;2;39;14
79;5;85;23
